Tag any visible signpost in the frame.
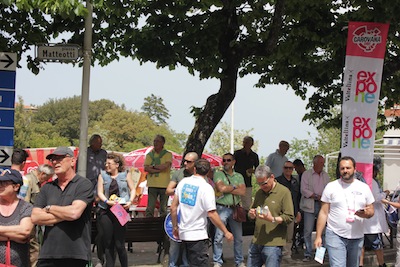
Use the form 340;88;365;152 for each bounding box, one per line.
36;43;81;62
0;52;17;169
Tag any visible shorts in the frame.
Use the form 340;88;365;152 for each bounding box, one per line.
363;233;384;250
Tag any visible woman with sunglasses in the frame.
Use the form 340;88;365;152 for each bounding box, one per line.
97;153;136;267
0;170;33;267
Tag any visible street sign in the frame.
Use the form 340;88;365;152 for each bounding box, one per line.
0;52;16;71
0;129;14;146
36;44;81;62
0;52;16;152
0;147;12;166
0;71;16;89
0;109;14;127
0;90;15;108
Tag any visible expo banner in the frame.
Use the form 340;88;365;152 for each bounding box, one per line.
341;21;389;187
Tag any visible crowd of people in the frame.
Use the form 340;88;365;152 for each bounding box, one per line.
0;134;398;267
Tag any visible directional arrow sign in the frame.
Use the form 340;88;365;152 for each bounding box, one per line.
0;53;16;71
0;147;12;166
0;149;10;164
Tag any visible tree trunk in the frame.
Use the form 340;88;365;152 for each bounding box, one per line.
183;2;242;158
184;66;238;158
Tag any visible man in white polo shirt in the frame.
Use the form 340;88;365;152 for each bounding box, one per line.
314;156;374;267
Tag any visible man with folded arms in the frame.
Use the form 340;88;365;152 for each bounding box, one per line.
32;147;94;267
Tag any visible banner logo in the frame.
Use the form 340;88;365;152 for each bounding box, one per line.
352;116;373;149
353;26;382;53
355;70;377;103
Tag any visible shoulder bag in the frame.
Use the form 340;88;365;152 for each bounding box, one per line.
0;239;16;267
223;172;247;222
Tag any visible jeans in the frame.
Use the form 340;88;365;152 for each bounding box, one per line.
169;239;188;267
396;223;400;266
303;201;321;257
325;228;363;267
247;242;282;267
213;205;244;265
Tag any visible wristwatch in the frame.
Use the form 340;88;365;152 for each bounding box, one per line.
232;185;237;191
272;217;276;223
45;205;51;213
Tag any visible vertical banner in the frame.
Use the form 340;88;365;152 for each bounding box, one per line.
341;22;389;187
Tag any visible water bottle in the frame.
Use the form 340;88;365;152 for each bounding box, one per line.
256;205;269;215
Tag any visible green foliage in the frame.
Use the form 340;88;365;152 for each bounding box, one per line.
14;96;184;152
4;0;400;156
207;122;258;156
141;94;170;125
287;126;385;179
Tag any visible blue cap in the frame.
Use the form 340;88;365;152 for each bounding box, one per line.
0;169;23;185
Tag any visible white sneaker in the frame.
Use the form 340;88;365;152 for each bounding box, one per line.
213;263;222;267
236;263;246;267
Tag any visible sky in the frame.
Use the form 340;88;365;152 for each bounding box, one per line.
15;54;317;157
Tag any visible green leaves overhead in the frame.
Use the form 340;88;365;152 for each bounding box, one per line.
4;0;400;156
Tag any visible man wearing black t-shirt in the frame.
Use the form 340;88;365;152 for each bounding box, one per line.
234;136;259;210
32;147;94;267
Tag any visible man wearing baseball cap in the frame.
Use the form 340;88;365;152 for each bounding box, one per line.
32;146;94;267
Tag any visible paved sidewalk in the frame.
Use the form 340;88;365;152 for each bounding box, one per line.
92;235;397;267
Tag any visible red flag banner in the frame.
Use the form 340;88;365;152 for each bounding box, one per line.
341;22;389;187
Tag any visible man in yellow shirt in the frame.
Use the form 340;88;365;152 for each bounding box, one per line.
144;135;172;217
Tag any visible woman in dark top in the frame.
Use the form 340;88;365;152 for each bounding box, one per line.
0;170;33;267
97;153;135;267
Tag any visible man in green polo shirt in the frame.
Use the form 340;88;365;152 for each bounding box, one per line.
248;165;294;267
213;153;246;267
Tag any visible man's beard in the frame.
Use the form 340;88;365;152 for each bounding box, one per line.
342;172;354;182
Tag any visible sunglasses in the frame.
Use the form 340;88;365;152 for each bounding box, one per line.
222;158;233;162
284;166;294;170
49;155;70;162
257;177;271;186
183;159;194;163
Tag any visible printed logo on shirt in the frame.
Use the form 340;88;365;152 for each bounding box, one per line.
181;184;199;206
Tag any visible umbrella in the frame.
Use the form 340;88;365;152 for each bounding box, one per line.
123;147;222;171
123;147;182;171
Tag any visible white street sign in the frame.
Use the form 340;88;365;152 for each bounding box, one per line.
36;44;81;62
0;53;16;71
0;146;12;167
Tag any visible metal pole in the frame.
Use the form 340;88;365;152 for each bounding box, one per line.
77;0;93;177
230;100;234;154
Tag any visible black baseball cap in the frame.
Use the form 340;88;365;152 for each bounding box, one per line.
0;169;23;185
46;146;74;160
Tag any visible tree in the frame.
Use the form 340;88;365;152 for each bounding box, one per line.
287;126;385;179
207;122;258;156
4;0;400;157
141;94;170;125
287;129;340;179
13;96;184;151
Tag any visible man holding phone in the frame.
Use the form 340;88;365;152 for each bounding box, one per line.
314;156;374;267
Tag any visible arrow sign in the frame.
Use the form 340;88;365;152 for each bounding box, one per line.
0;54;13;68
0;149;9;164
0;53;17;71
